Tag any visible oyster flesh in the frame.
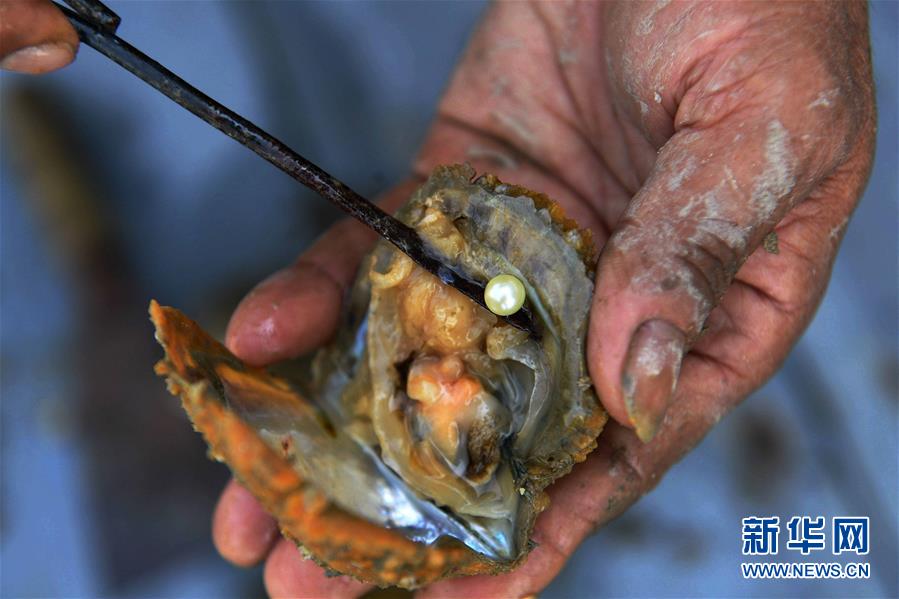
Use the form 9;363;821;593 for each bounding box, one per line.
152;164;606;588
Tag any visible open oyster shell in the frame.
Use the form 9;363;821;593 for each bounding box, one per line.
151;165;607;588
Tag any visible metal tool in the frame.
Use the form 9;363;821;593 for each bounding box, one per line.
55;0;538;336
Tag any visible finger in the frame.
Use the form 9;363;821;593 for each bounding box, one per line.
0;0;79;73
418;543;563;599
413;0;619;244
212;479;279;567
419;422;651;599
465;129;875;599
264;538;371;599
225;181;420;366
422;350;768;599
588;78;863;441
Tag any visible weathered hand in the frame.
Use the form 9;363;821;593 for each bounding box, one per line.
213;1;875;596
0;0;79;73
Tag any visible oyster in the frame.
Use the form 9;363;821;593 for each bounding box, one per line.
151;165;607;588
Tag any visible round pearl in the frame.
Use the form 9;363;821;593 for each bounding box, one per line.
484;274;526;316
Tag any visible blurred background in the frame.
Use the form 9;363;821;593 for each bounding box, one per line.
0;1;896;597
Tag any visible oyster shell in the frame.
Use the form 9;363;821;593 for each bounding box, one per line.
151;165;607;588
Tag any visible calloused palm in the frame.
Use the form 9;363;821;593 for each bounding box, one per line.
214;2;875;597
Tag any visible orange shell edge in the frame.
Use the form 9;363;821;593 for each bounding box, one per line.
149;300;502;589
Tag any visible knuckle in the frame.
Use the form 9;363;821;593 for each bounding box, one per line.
668;223;745;328
683;224;744;286
616;215;748;336
608;441;651;496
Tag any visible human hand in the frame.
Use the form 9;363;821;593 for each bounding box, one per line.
213;1;875;596
0;0;79;73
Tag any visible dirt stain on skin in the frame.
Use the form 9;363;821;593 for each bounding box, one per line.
637;0;672;37
491;110;538;147
558;48;578;65
660;276;679;291
466;144;519;170
807;88;840;110
763;231;779;254
666;156;697;191
723;165;740;192
751;119;796;221
491;76;509;97
828;215;850;247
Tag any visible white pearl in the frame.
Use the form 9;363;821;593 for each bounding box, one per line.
484;274;526;316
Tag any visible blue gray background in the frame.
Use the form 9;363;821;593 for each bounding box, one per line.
1;1;896;597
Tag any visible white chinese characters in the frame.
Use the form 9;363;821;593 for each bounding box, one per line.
742;515;870;556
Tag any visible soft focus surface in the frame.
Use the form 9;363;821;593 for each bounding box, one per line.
0;1;896;597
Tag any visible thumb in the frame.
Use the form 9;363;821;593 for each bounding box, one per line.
0;0;79;74
225;180;420;366
588;114;825;442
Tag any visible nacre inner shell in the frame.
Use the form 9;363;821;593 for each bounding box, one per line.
152;165;607;587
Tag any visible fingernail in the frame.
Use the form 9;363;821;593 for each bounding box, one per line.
621;320;685;442
1;42;75;74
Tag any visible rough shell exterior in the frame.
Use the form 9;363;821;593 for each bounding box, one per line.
151;302;492;587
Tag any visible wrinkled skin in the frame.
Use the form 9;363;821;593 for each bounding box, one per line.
9;0;874;596
223;3;876;596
